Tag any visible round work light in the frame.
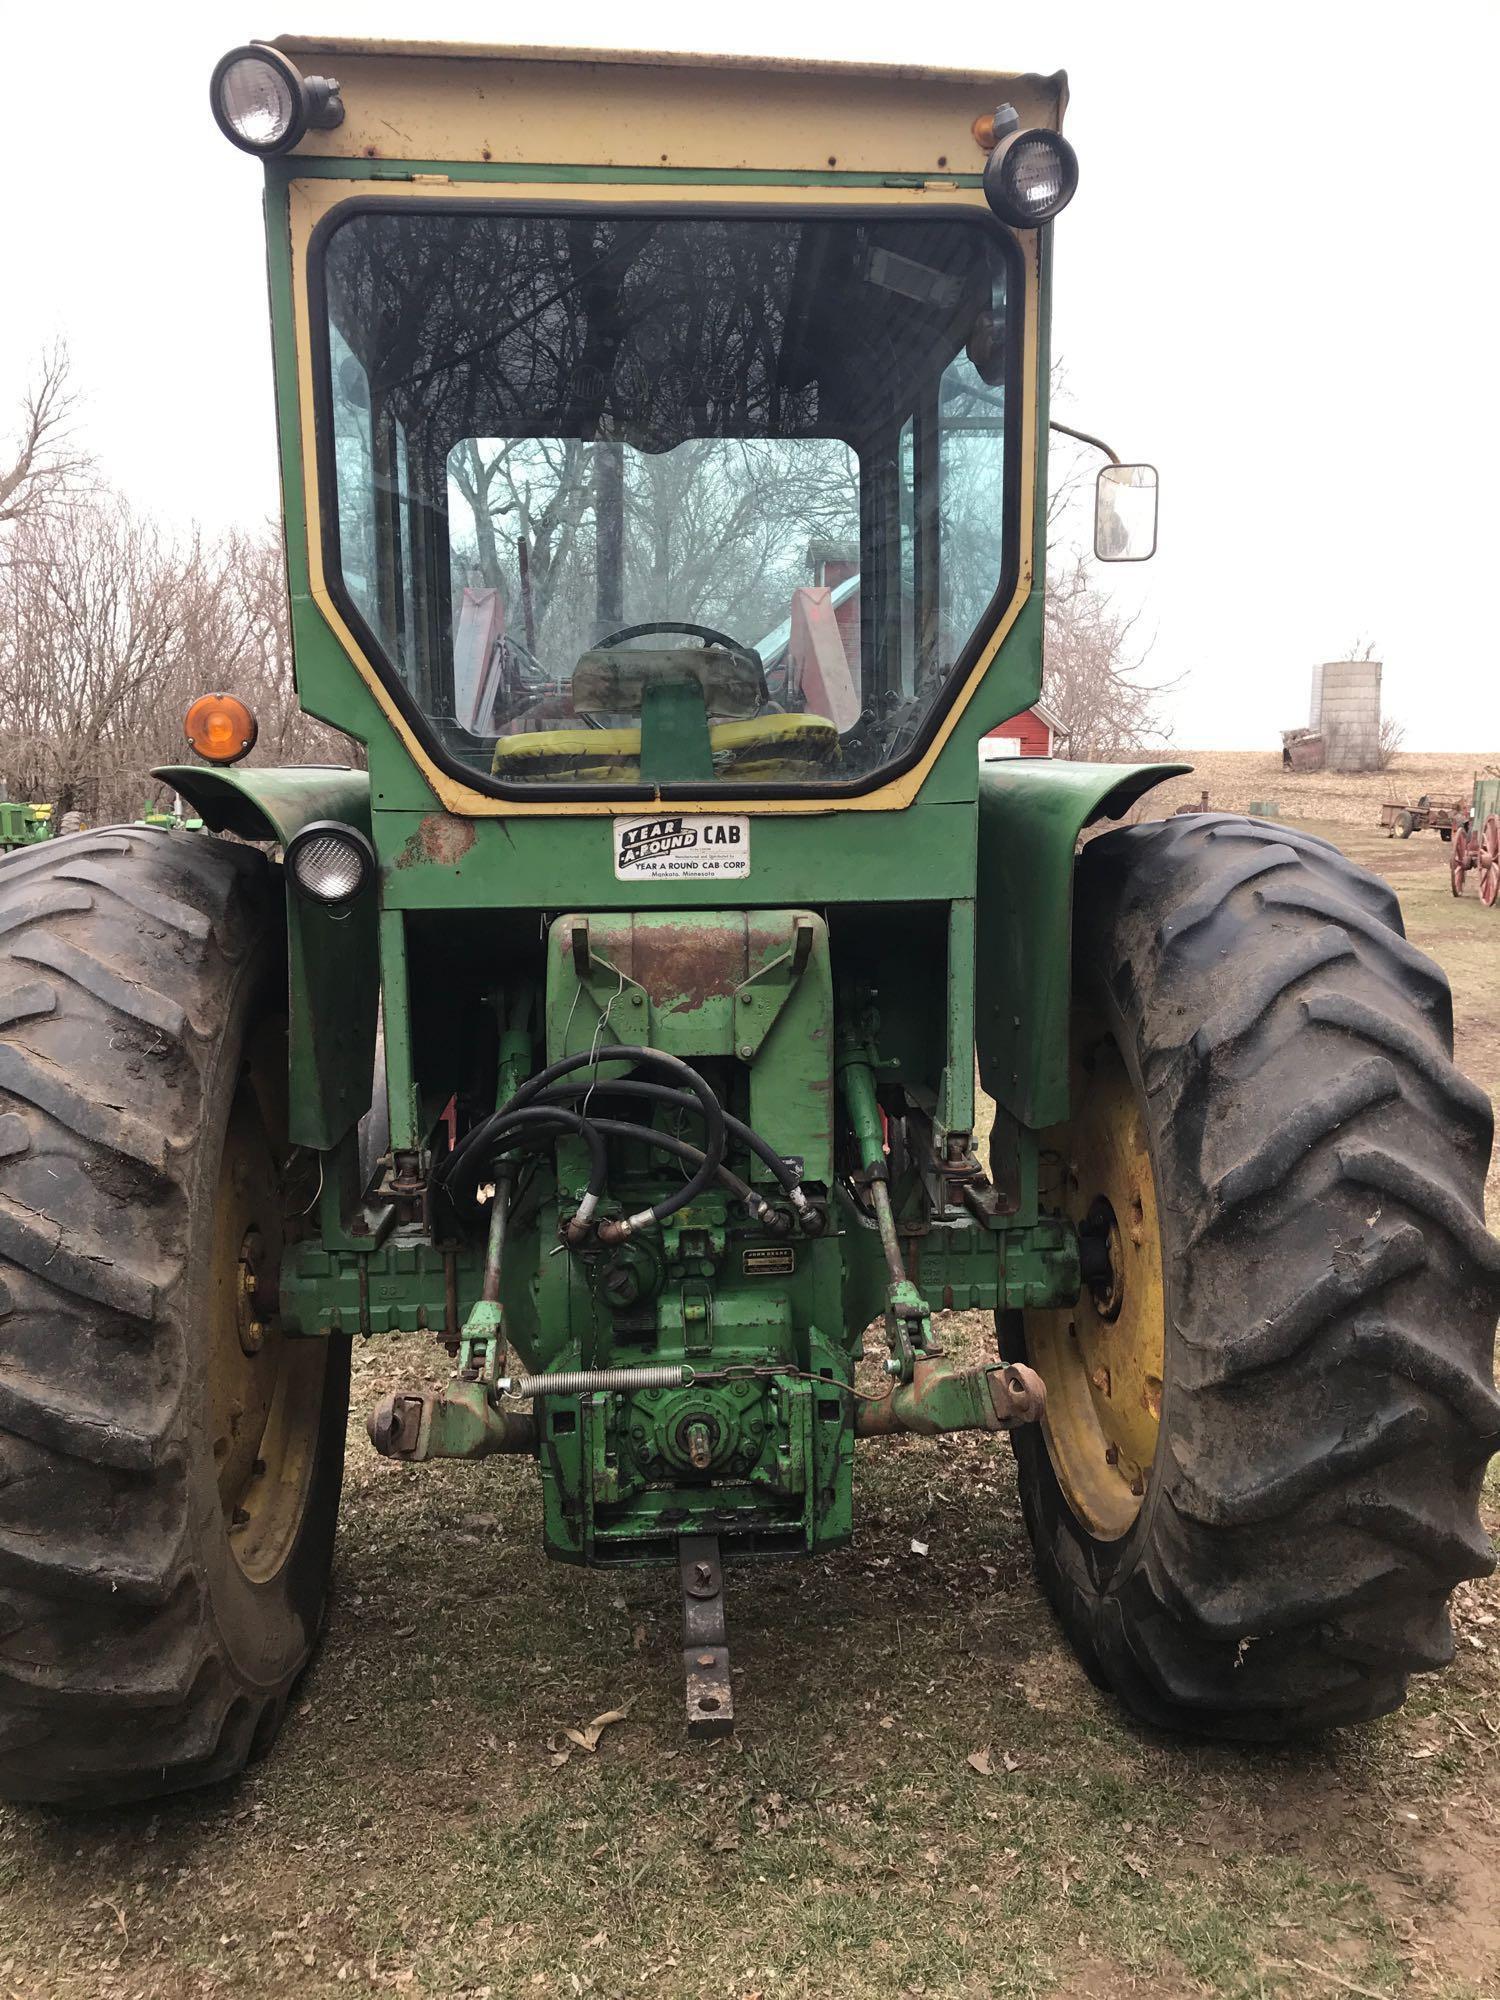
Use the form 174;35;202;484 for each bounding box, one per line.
981;113;1079;228
210;44;344;157
285;822;376;906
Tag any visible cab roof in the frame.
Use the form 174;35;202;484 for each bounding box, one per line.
265;36;1067;172
273;36;1063;94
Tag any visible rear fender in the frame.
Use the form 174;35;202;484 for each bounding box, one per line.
976;758;1189;1129
154;764;377;1151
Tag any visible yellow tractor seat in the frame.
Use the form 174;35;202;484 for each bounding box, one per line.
491;710;839;782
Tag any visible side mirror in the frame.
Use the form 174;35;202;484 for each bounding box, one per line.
1094;463;1158;562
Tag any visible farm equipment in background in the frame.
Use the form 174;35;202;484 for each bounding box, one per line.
1381;795;1466;841
1281;727;1326;771
0;38;1496;1808
0;800;56;851
1450;772;1500;904
0;801;199;851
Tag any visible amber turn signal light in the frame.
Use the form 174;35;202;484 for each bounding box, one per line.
184;692;258;765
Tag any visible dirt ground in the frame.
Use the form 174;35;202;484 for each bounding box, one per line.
2;785;1499;2000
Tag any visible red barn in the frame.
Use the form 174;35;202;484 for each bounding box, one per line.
981;699;1067;760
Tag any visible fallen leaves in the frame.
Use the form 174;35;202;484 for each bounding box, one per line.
751;1791;793;1833
966;1745;1020;1777
545;1704;632;1768
565;1706;630;1753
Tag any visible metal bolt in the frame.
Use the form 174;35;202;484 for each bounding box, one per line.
694;1561;713;1585
241;1319;265;1355
884;1357;903;1378
738;1044;754;1060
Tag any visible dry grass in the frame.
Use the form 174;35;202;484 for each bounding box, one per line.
1144;750;1500;828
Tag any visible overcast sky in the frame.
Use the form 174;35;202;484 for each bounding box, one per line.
3;1;1496;749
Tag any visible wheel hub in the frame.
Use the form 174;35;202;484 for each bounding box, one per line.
1023;1027;1165;1542
1077;1196;1125;1321
209;1081;324;1584
236;1228;271;1355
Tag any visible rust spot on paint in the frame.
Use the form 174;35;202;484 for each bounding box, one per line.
621;922;748;1004
396;813;477;869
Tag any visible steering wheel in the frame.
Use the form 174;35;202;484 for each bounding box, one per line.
594;620;765;684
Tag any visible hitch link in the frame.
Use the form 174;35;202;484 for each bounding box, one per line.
837;1018;933;1383
855;1356;1046;1438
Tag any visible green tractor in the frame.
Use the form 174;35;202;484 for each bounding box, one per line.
0;800;58;850
1;40;1496;1805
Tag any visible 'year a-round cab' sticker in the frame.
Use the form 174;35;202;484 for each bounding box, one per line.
613;814;750;880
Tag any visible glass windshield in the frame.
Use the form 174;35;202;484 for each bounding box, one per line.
321;208;1015;791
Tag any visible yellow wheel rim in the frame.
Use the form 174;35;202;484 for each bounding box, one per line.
1023;1021;1165;1542
207;1067;324;1585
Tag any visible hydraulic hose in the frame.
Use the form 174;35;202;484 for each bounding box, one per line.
437;1046;727;1243
502;1046;726;1239
440;1106;609;1225
584;1116;788;1232
534;1077;804;1197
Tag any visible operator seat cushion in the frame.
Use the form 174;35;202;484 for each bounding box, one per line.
490;711;839;782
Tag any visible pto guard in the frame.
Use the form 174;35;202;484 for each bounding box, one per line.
975;758;1190;1130
154;763;378;1151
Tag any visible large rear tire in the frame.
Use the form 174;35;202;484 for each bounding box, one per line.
0;826;349;1803
1003;814;1500;1738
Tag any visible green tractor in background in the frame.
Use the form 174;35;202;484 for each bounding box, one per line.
0;800;60;850
0;39;1495;1805
0;800;196;850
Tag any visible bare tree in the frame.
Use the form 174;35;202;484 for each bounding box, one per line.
1041;363;1172;757
0;495;199;816
0;345;91;533
1042;553;1173;760
0;491;356;822
180;527;354;768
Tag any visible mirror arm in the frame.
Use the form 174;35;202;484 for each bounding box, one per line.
1048;419;1121;466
